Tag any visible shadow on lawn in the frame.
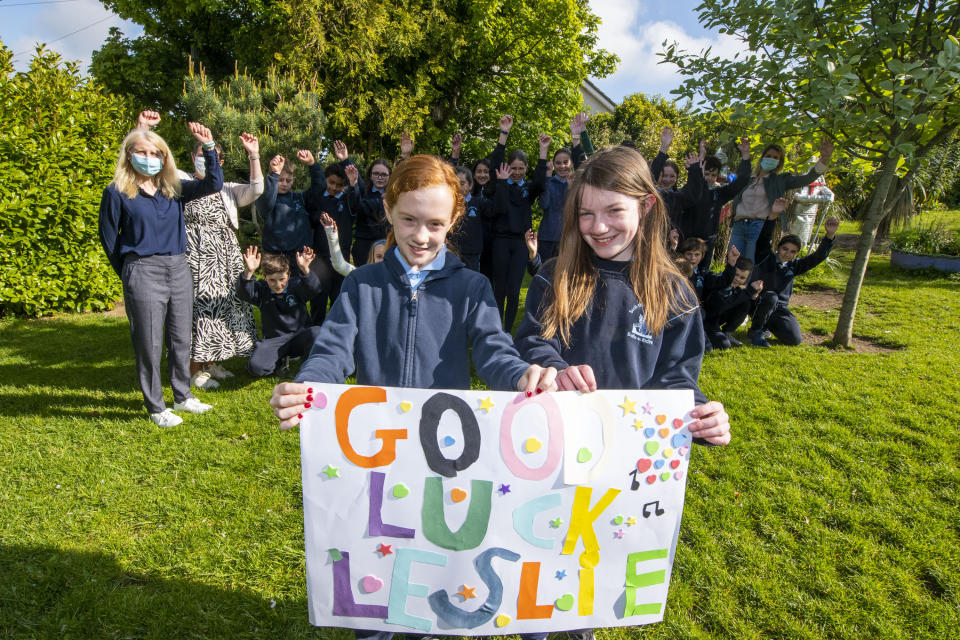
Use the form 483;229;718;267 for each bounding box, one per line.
0;544;332;639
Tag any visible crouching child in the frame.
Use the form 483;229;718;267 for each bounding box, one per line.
702;249;763;350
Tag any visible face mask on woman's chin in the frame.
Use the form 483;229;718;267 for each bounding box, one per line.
193;156;207;177
760;157;779;172
131;153;163;176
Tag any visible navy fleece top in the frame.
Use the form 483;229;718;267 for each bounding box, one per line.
294;248;530;390
255;165;321;254
236;270;322;339
514;257;707;404
752;219;834;304
99;147;223;275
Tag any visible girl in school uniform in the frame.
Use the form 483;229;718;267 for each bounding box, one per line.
98;111;223;427
352;158;392;266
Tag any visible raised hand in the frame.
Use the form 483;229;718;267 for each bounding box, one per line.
771;197;789;216
824;217;840;237
137;109;161;130
668;227;679;251
296;149;316;166
269;154;285;174
451;133;462;158
319;212;337;231
750;280;764;294
296;246;315;273
243;245;261;274
659;126;674;152
573;111;589;133
738;136;751;159
545;160;554;178
499;114;514;132
333;140;349;161
698;139;707;162
538;133;552;158
399;131;414;157
524;228;538;259
239;132;259;155
345;164;359;186
819;138;834;164
188;122;213;144
496;162;510;180
683;151;699;168
727;244;740;267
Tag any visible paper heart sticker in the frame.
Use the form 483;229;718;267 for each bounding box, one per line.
644;441;659;456
577;447;592;463
495;614;511;627
636;458;652;473
451;488;467;502
399;401;412;413
660;472;671;482
392;483;409;498
314;392;328;409
670;459;680;469
643;427;655;438
525;438;542;453
655;414;667;425
673;418;683;429
653;459;664;470
674;470;684;480
613;515;624;525
555;593;575;611
442;435;456;447
678;446;690;457
671;433;691;449
361;575;384;593
646;474;657;485
662;447;674;458
658;428;670;438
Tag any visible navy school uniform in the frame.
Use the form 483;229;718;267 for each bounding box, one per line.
650;152;705;234
702;266;756;349
682;157;752;269
308;175;359;324
690;263;732;304
451;192;490;272
352;185;389;267
748;219;834;345
255;166;319;270
537;175;569;261
236;269;323;376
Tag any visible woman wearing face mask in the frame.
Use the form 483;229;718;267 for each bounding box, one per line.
98;110;224;428
179;129;264;389
728;138;834;261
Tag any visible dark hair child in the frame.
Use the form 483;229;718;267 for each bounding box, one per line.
237;246;322;377
255;153;319;271
451;166;491;272
747;202;839;347
352;158;392;267
702;253;762;350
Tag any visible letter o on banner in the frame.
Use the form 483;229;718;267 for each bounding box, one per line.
419;392;481;478
499;393;563;480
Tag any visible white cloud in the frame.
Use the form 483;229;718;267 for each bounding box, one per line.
588;0;741;104
8;0;141;74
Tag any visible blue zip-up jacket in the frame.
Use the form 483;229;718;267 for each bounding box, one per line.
513;257;707;404
255;165;321;254
236;269;322;339
537;175;569;243
294;248;530;390
752;219;834;304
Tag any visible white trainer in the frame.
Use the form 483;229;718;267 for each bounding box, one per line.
149;409;183;428
191;370;220;390
205;363;234;379
173;397;213;414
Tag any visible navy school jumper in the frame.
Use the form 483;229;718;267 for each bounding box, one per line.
254;166;318;256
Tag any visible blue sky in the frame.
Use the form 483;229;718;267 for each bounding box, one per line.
1;0;732;103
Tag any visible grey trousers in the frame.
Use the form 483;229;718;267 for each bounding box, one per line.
122;254;196;413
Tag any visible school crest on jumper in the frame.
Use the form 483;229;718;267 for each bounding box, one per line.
627;304;653;344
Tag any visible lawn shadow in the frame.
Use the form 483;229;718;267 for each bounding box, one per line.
0;544;335;639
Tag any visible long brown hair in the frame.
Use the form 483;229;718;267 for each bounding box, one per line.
540;146;694;345
382;155;465;248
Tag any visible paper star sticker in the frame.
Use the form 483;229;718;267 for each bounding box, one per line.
549;517;563;528
457;585;477;600
618;396;637;416
555;570;567;580
626;516;637;526
377;543;393;556
614;529;625;539
322;464;340;479
498;484;511;495
478;396;495;413
641;401;654;415
632;418;644;431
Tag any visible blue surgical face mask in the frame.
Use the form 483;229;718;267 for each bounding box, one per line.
131;153;163;176
760;157;779;172
193;156;207;177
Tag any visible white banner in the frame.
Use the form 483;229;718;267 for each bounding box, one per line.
300;384;694;634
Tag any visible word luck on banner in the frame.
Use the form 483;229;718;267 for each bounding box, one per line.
299;384;695;635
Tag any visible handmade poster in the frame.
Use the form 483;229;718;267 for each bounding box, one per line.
299;384;695;635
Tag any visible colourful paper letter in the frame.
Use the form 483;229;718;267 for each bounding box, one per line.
499;393;564;480
428;547;520;628
368;471;415;538
419;392;481;478
335;387;407;468
623;549;668;617
517;562;553;619
332;551;389;618
386;548;448;631
561;486;621;556
421;478;493;550
512;493;562;549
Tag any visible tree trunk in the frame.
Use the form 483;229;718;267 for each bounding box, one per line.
833;155;900;347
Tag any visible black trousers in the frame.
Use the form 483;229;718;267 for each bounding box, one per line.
539;239;559;261
704;299;751;349
750;291;803;345
309;256;344;325
246;326;322;377
491;234;527;332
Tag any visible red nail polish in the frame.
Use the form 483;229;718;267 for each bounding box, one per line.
298;413;303;419
304;402;312;409
535;387;543;395
525;391;532;398
307;387;314;394
307;394;313;402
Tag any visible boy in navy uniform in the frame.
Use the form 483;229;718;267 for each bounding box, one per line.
255;154;320;270
237;246;322;376
702;251;763;350
748;201;839;347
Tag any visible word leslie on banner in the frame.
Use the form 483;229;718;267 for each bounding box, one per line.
300;384;695;635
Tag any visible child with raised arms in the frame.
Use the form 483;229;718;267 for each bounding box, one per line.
512;144;730;640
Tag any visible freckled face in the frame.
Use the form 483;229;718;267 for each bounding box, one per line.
384;186;456;268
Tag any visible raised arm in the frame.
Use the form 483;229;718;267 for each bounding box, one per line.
180;122;224;201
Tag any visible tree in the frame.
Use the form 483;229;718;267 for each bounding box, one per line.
662;0;960;347
0;43;130;316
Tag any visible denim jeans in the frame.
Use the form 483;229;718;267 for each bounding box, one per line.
728;217;767;262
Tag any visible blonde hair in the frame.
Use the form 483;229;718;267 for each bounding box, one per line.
382;155;465;248
540;145;694;345
111;129;182;199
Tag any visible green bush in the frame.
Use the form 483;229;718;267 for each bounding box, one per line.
890;222;960;257
0;43;130;317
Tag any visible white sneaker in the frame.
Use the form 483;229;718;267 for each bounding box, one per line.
205;363;234;380
191;370;220;390
173;397;213;414
149;409;183;428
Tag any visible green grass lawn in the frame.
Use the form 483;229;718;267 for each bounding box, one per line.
1;235;958;639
